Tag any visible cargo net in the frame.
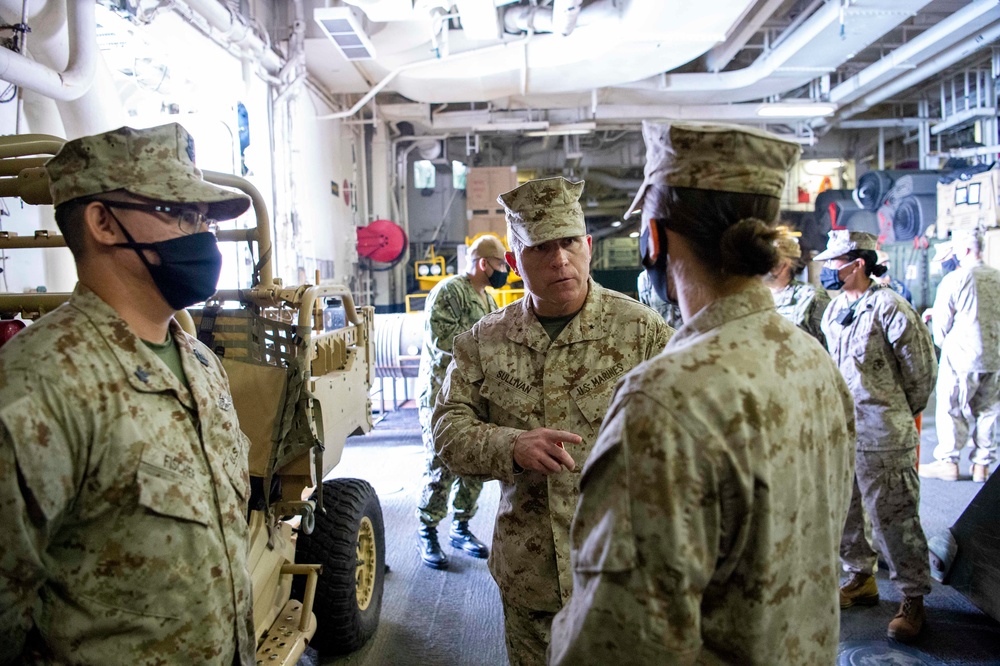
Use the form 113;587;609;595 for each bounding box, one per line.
191;305;324;509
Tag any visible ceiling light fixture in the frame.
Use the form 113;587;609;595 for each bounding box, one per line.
610;220;622;228
756;103;836;118
472;121;550;133
524;122;597;137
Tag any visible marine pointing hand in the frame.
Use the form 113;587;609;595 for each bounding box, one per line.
513;427;581;474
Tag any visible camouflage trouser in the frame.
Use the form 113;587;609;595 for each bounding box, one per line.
417;406;483;527
840;448;932;597
934;355;1000;466
500;595;556;666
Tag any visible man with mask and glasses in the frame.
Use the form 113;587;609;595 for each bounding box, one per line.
0;124;256;664
818;229;937;643
433;177;672;665
415;234;508;569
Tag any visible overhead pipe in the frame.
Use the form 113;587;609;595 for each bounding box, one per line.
705;0;787;72
581;170;641;191
0;0;97;101
839;19;1000;120
175;0;281;75
829;0;1000;106
504;0;605;35
623;0;930;93
553;0;584;36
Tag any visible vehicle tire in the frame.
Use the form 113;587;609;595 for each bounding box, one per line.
294;478;385;655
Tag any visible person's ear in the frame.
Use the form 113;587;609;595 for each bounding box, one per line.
82;201;120;248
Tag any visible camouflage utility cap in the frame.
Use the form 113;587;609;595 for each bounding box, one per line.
931;241;954;263
950;229;981;252
498;177;586;247
469;234;507;260
774;227;802;259
46;123;251;221
814;230;878;261
625;120;801;218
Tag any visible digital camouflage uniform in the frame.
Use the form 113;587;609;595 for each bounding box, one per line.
416;273;497;526
636;269;684;329
0;286;255;665
549;282;856;665
433;280;672;665
931;260;1000;466
822;282;937;597
772;278;830;346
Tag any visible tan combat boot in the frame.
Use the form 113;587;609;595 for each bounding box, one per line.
840;572;880;609
972;464;990;483
918;460;959;481
887;596;925;642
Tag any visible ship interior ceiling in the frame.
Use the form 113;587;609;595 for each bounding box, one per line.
2;0;1000;664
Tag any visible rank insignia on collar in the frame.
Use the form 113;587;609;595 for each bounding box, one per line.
218;395;233;411
134;367;150;383
193;349;210;366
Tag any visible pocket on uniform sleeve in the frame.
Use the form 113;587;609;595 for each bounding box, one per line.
573;414;637;573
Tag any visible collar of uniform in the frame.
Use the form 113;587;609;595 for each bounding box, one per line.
508;278;604;351
68;284;196;404
829;280;882;315
668;280;775;346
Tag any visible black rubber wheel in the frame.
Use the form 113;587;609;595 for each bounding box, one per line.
295;478;385;655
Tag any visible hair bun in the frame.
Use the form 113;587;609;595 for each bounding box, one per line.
719;218;781;277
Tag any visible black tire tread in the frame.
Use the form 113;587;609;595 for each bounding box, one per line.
295;478;385;655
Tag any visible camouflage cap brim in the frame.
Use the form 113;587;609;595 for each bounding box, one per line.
46;123;251;221
814;230;878;261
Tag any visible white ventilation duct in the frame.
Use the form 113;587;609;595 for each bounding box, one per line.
353;0;936;107
0;0;97;101
370;0;754;103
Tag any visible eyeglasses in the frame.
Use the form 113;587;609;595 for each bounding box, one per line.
101;200;216;235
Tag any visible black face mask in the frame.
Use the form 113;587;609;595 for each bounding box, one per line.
941;256;960;274
487;264;509;289
113;215;223;310
820;266;846;291
640;222;677;306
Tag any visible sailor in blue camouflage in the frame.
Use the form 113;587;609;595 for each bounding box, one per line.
416;235;508;552
433;177;673;665
763;229;830;345
819;229;937;641
0;124;256;664
550;121;857;665
636;269;684;329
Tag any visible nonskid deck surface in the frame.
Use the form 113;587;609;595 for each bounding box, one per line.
305;400;1000;666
